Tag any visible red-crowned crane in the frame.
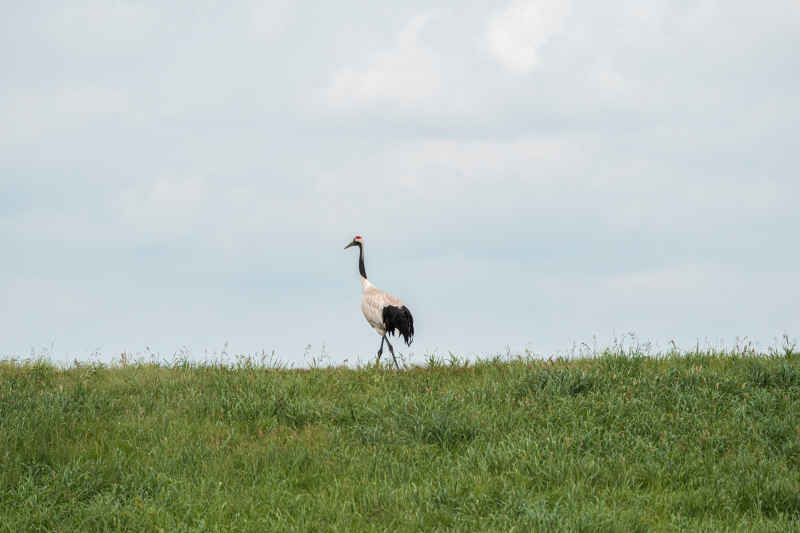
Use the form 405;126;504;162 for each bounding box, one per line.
344;235;414;369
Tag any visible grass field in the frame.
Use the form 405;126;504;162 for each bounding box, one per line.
2;347;800;532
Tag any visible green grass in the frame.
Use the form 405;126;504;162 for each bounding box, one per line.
2;349;800;532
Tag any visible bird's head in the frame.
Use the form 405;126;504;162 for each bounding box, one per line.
344;235;363;250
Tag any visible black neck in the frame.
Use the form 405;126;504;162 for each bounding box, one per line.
357;243;367;279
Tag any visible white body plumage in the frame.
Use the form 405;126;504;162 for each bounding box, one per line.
360;276;405;337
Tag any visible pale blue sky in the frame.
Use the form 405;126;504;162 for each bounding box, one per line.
2;1;799;365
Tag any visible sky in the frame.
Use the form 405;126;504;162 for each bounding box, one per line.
2;1;799;366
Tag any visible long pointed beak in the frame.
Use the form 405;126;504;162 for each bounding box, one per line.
344;241;356;249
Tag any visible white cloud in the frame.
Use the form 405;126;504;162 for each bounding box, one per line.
607;264;708;293
118;177;214;240
43;1;161;49
312;136;569;207
0;86;130;144
320;12;442;110
249;0;291;37
487;0;570;73
112;174;332;252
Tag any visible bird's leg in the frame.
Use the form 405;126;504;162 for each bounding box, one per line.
384;336;399;370
377;336;385;364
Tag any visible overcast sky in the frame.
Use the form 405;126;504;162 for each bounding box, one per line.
2;1;799;365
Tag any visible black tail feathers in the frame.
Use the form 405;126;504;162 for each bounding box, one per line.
382;305;414;346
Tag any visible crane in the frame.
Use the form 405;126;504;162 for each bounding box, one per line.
344;235;414;369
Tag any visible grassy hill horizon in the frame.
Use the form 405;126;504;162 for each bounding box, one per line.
2;346;799;531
